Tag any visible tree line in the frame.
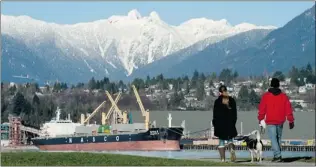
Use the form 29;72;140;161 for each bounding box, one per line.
1;63;315;128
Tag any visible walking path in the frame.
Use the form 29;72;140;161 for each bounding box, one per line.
198;158;314;166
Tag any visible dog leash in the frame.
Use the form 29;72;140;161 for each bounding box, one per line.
260;126;265;135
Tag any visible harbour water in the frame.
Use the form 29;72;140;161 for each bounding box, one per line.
131;111;315;139
72;150;315;159
3;146;313;160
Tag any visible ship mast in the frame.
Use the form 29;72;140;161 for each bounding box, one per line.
56;107;61;121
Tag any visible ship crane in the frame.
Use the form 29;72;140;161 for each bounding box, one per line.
82;101;107;125
105;91;128;124
102;92;121;124
131;85;150;130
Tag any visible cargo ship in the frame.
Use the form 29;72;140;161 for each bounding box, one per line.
31;86;184;151
32;125;183;151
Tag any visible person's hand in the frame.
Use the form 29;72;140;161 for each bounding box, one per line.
289;122;294;129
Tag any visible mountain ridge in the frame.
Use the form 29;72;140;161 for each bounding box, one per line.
1;9;276;83
146;4;315;78
4;6;314;84
129;29;273;79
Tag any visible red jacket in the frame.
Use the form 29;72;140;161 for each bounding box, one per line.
258;88;294;125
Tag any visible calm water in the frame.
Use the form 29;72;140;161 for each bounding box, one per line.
128;111;315;139
63;150;315;159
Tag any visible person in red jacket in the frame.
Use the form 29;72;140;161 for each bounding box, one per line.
258;78;295;162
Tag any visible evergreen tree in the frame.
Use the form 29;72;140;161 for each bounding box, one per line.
157;74;164;82
208;80;214;88
88;77;96;90
161;80;169;90
9;85;17;95
200;73;206;83
191;70;199;88
238;85;249;105
183;75;189;82
170;91;180;107
103;77;110;85
45;85;50;92
118;80;125;91
132;78;145;90
196;80;205;101
32;94;40;106
219;68;233;84
233;71;239;80
305;63;315;83
306;63;313;75
272;71;285;81
96;80;101;89
145;75;151;88
172;79;179;91
12;92;31;116
210;72;217;80
32;94;41;126
249;90;260;107
184;81;190;94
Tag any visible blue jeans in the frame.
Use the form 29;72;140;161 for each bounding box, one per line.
219;139;233;147
267;124;283;158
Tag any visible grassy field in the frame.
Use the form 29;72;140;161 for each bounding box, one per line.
1;152;256;166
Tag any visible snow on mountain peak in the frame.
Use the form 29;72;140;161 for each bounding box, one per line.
149;11;161;21
2;12;277;77
219;19;229;24
234;22;277;30
234;23;258;30
175;17;276;44
179;17;230;27
127;9;142;20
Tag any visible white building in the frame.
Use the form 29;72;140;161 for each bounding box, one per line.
290;99;308;108
298;86;307;94
305;84;315;89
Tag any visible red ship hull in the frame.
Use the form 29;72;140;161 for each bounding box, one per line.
39;140;180;151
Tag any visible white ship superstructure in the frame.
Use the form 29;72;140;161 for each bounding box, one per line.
40;107;81;137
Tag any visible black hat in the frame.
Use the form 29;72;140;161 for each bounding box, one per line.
270;78;280;88
219;85;227;93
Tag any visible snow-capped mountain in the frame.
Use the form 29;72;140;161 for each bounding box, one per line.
2;9;276;83
131;5;315;78
130;29;273;79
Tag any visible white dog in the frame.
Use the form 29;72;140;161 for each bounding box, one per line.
241;130;263;163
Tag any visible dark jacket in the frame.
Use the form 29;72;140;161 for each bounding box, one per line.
212;95;238;140
258;88;294;125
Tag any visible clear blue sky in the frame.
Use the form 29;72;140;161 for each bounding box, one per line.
1;2;314;27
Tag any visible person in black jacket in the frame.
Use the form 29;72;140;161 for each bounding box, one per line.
212;85;238;162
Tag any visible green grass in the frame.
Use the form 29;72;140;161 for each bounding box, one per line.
1;152;255;166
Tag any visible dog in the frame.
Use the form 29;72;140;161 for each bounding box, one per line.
241;130;263;163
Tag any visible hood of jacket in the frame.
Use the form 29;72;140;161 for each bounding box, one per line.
268;87;282;96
